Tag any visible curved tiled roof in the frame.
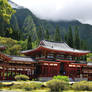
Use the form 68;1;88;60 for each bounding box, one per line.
21;40;90;55
9;56;36;62
40;40;90;53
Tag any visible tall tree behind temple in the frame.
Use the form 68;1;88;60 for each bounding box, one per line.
0;0;15;36
45;29;49;41
54;26;61;42
37;25;44;41
22;15;38;41
80;40;87;50
67;26;73;48
74;26;80;49
64;32;68;43
27;35;32;50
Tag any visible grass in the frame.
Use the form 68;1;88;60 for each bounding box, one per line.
63;90;91;92
1;81;92;92
32;88;50;92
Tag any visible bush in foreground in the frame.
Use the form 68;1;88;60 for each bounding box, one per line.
10;82;42;91
53;75;69;82
0;83;4;88
72;81;92;91
25;82;42;91
15;74;29;81
46;79;69;91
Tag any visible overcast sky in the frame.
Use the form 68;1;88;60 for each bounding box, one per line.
12;0;92;25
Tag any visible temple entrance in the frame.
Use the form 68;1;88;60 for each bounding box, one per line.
38;61;61;77
88;74;92;81
60;62;64;75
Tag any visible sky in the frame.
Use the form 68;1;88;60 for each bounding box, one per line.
12;0;92;25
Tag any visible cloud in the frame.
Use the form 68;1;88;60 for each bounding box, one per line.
12;0;92;24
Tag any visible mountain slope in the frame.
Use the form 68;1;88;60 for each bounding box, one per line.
8;1;92;50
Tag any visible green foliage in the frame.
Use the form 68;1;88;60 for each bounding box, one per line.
80;40;87;50
0;36;23;55
87;53;92;62
45;29;49;41
0;0;15;23
10;82;42;91
54;26;61;42
4;7;92;50
72;81;92;91
74;26;80;49
0;0;15;37
22;15;38;41
0;83;4;88
9;44;21;55
37;25;44;41
0;5;91;50
27;35;32;50
24;82;42;91
46;79;69;91
15;74;29;81
67;26;73;48
53;75;69;82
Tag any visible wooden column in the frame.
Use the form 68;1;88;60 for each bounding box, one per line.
6;69;8;80
2;66;5;80
15;68;17;75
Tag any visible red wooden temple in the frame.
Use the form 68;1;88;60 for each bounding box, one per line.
0;40;92;81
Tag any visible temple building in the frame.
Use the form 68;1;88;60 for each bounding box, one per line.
0;40;92;81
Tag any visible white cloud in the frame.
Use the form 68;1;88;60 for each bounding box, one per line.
12;0;92;24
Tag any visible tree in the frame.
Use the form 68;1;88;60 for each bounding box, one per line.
22;15;38;41
64;33;68;43
74;26;80;49
0;0;15;36
27;35;32;50
9;44;22;55
80;40;87;50
45;29;49;40
0;36;22;55
54;26;61;42
37;25;45;41
67;26;73;48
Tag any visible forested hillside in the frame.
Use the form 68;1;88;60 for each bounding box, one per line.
9;7;92;50
0;0;92;56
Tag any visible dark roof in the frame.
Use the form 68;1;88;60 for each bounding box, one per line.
21;40;90;54
0;46;6;50
87;62;92;66
41;40;90;53
9;56;36;62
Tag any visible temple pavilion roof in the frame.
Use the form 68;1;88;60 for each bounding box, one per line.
40;40;90;53
9;56;36;62
21;40;90;56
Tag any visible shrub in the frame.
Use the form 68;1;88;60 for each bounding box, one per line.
72;81;92;91
15;74;29;81
9;84;26;89
88;82;92;91
0;83;4;88
10;82;42;91
53;75;69;82
24;82;42;91
46;79;69;91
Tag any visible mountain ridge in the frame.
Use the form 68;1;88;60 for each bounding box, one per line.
8;0;92;50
